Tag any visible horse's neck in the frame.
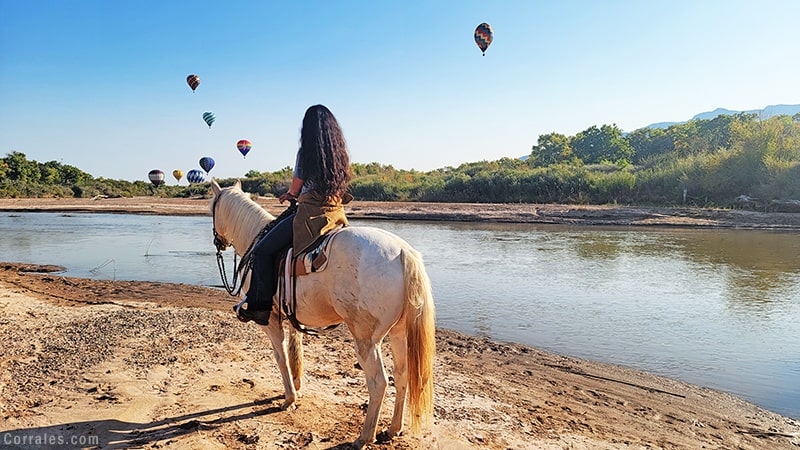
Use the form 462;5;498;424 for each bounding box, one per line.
226;196;274;256
233;221;270;256
233;217;270;256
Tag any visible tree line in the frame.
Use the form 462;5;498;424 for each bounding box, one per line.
2;112;799;207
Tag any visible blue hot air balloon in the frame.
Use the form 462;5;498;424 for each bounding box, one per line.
186;169;205;184
199;156;215;173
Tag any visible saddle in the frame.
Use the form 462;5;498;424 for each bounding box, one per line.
275;227;344;334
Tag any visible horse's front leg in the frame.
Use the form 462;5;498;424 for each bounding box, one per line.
262;320;298;410
287;328;304;392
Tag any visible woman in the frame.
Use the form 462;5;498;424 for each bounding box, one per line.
234;104;353;325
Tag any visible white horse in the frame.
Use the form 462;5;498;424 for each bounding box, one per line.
209;180;435;448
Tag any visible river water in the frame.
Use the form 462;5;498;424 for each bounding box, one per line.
1;211;798;419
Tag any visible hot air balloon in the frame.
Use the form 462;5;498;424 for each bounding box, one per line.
172;169;184;183
202;112;215;128
186;169;205;184
474;23;493;56
186;74;200;92
199;156;215;173
148;169;165;187
237;139;252;158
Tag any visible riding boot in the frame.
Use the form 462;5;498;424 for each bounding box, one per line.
233;298;270;325
234;266;271;326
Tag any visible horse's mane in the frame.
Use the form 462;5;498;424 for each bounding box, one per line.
214;186;276;246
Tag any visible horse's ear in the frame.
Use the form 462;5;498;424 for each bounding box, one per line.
210;179;222;196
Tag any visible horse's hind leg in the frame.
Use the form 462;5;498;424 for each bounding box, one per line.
387;325;408;437
352;338;388;449
263;321;298;410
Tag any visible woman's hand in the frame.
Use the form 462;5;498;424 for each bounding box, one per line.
280;176;304;204
279;191;297;204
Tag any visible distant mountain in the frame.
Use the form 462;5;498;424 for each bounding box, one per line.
646;104;800;129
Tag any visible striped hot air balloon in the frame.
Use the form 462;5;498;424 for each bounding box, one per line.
186;169;205;184
202;112;215;128
148;169;165;187
237;139;252;158
474;23;493;56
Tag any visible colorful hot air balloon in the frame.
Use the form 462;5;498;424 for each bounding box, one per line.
199;156;215;173
148;169;165;187
202;112;215;128
186;169;205;184
474;23;493;56
172;169;184;183
186;74;200;92
237;139;252;158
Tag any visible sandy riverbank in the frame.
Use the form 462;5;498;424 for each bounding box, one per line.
2;196;800;229
1;198;799;449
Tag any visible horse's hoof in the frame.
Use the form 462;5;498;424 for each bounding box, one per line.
382;428;402;440
350;439;366;450
280;400;296;411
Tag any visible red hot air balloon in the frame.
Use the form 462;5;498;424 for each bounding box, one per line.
237;139;252;158
148;169;165;187
474;23;493;56
186;74;200;92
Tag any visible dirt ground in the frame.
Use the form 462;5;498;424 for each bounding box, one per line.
1;198;799;449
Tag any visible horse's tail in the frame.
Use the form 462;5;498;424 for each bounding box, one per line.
401;247;436;433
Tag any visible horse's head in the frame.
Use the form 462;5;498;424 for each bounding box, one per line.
210;179;239;252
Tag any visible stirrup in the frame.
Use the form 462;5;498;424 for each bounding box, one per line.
233;297;247;313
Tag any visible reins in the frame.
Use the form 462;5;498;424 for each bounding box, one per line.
213;194;297;297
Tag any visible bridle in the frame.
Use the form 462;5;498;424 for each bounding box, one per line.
211;190;297;296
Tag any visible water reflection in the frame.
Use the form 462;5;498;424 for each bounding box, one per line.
558;227;800;318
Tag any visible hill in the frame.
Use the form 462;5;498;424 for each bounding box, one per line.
646;103;800;129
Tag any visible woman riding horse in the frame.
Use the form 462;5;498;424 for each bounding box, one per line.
234;104;353;325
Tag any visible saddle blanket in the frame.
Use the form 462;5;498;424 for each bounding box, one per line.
282;227;343;315
292;226;342;276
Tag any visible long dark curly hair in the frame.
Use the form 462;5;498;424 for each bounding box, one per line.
297;105;352;197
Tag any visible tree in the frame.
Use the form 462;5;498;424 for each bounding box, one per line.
625;127;674;163
3;151;38;182
529;132;572;166
571;124;633;165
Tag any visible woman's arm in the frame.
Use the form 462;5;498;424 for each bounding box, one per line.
279;176;304;203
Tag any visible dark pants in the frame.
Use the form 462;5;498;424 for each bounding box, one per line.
245;213;294;311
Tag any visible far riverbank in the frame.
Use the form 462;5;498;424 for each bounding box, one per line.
2;196;800;229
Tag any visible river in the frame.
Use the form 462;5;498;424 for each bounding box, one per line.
1;211;798;419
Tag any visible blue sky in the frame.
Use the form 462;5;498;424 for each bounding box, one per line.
2;1;799;183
